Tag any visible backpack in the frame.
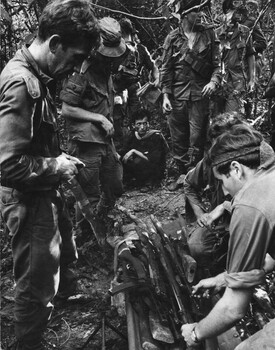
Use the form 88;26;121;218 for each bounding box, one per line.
114;42;140;93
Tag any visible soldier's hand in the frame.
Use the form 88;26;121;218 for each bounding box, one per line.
100;116;114;137
192;274;226;297
181;323;201;347
64;153;85;169
56;153;83;181
247;80;255;93
162;94;172;114
202;81;217;97
197;204;225;227
197;213;212;227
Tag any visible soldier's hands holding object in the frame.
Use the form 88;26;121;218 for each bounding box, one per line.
197;203;225;227
197;213;213;227
202;81;217;97
192;273;226;297
56;153;84;181
181;322;201;347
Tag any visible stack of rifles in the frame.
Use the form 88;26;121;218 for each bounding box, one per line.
67;178;275;350
108;205;275;350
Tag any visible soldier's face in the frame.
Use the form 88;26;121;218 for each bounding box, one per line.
48;37;90;79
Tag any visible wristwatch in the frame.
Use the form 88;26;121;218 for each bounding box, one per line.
191;326;201;344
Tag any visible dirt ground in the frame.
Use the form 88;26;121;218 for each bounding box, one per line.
0;180;186;350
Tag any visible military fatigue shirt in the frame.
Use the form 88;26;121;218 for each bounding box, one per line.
227;157;275;274
60;59;114;144
160;26;221;101
0;45;62;192
184;158;228;213
216;23;255;92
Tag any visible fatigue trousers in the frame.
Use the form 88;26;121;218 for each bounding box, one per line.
68;140;123;220
0;186;77;346
188;223;229;271
168;98;209;167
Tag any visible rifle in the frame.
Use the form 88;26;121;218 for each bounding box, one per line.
135;225;167;297
150;215;201;315
116;205;204;348
176;210;197;283
125;291;143;350
67;177;104;245
144;216;193;325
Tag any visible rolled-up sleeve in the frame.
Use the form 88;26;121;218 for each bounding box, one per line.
227;205;270;273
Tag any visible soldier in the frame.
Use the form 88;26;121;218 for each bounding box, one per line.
214;0;256;115
181;124;275;347
160;0;221;180
60;17;126;246
0;1;100;349
113;18;160;122
184;112;245;274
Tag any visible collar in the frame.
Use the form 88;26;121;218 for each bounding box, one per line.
21;45;54;88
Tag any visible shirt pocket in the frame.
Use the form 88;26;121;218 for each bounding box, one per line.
60;73;87;106
83;81;109;110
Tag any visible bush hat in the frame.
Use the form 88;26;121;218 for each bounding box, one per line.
97;17;126;58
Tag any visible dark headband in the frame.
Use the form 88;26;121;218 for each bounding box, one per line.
212;146;260;167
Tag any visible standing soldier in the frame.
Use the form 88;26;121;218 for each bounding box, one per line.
114;18;160;122
60;17;126;246
160;0;221;183
0;0;100;349
214;0;256;115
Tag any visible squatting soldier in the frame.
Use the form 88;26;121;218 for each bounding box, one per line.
181;124;275;348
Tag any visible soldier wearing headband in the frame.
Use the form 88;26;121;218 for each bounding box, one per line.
181;124;275;348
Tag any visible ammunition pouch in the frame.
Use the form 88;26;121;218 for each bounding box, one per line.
182;50;214;80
